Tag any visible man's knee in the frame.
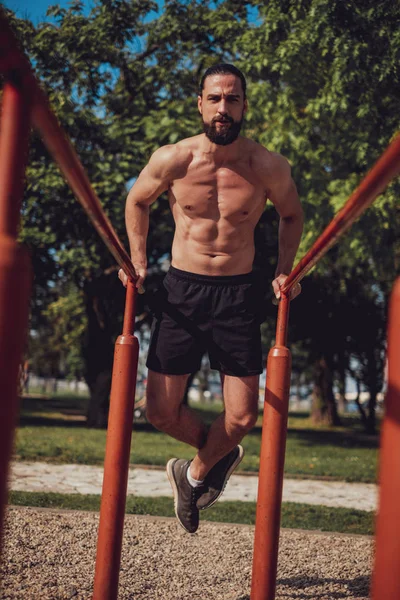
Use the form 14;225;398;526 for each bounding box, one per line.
228;407;258;434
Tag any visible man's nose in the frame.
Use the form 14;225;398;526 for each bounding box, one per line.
217;99;228;114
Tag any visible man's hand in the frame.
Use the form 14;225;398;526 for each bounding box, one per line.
118;265;146;289
272;273;301;302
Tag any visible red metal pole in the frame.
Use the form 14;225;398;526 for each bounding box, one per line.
371;278;400;600
0;80;32;553
248;134;400;600
251;294;291;600
0;14;143;590
93;281;139;600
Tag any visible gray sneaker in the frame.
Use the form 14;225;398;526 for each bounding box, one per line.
197;445;244;511
166;458;203;534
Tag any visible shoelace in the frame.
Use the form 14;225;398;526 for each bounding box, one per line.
190;486;199;507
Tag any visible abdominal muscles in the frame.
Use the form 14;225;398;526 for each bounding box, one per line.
172;216;256;276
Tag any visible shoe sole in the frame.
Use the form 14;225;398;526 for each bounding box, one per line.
166;459;197;535
199;445;245;511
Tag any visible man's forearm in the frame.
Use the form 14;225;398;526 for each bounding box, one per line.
125;201;150;266
275;214;304;275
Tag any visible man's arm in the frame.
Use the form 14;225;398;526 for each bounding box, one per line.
265;153;304;300
122;145;178;288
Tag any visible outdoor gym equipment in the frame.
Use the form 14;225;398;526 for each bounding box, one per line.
250;131;400;600
0;10;399;600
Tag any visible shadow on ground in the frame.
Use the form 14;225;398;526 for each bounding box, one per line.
276;574;370;598
285;427;379;449
236;573;369;598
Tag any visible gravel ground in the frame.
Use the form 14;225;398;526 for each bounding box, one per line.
1;507;373;600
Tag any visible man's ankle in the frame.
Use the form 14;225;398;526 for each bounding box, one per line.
187;464;204;488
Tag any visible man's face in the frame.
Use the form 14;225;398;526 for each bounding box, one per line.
198;74;247;146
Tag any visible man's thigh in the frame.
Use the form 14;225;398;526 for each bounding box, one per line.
220;373;260;419
146;369;190;414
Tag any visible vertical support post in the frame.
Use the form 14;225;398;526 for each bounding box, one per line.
93;281;139;600
371;278;400;600
250;295;291;600
0;80;32;554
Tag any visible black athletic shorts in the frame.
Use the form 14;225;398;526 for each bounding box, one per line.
146;266;263;377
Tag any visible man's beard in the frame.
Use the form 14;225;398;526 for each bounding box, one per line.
203;114;244;146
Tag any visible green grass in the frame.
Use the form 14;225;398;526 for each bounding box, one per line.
8;491;375;536
15;394;379;483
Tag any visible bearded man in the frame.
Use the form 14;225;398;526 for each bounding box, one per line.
119;64;303;533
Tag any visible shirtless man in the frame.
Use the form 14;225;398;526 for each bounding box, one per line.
119;64;303;533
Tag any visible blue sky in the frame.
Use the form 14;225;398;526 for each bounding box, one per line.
4;0;257;24
3;0;94;22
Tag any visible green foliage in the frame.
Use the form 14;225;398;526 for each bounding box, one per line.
236;1;399;427
7;0;247;391
5;1;399;425
239;0;400;283
44;287;88;378
26;284;87;379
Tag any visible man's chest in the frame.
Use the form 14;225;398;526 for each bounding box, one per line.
170;161;266;217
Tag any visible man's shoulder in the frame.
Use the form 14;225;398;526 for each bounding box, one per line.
247;142;291;180
151;141;193;165
246;140;289;168
149;139;195;178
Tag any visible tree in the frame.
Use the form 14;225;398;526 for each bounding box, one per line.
237;0;400;426
7;1;399;428
7;0;250;424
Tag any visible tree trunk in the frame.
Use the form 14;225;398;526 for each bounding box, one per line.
311;357;341;426
354;378;368;428
86;371;112;428
363;349;381;435
365;389;377;435
83;278;115;428
336;361;347;414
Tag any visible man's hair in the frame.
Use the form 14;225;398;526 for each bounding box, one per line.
199;63;247;99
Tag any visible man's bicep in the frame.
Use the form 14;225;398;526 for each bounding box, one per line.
126;146;175;207
270;178;302;219
266;158;301;218
126;163;169;207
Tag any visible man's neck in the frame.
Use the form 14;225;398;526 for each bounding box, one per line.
200;134;243;163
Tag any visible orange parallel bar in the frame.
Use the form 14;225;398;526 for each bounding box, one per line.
250;296;291;600
0;80;32;554
93;282;140;600
251;135;400;600
0;11;141;598
282;133;400;295
0;10;137;285
372;278;400;600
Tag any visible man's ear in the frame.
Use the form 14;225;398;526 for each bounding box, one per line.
198;95;203;115
243;98;248;115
